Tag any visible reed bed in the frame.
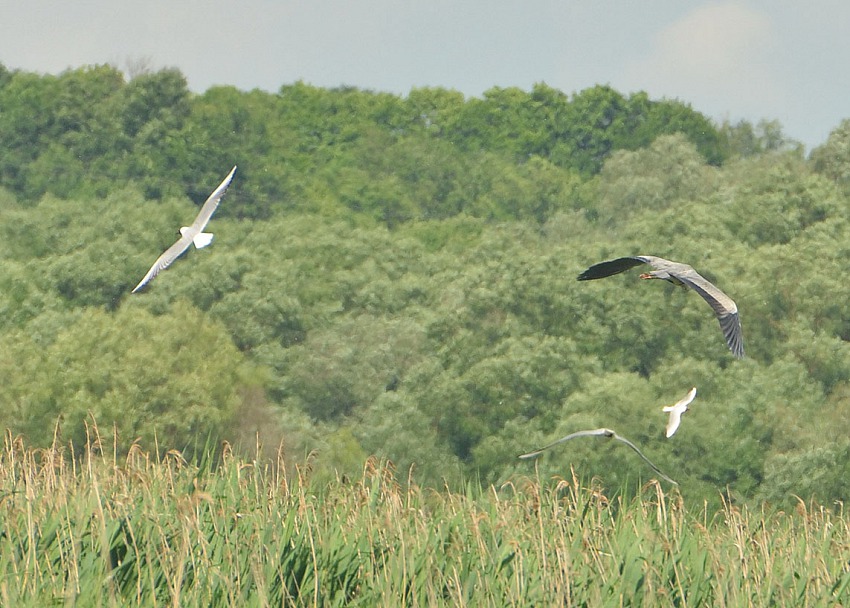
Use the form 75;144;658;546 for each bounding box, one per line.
0;429;847;607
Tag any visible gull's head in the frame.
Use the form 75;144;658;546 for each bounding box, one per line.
179;226;192;237
662;387;697;414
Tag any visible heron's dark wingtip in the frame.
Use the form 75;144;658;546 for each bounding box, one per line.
577;257;647;281
576;267;614;281
727;338;745;359
576;266;613;281
718;312;745;359
725;343;745;359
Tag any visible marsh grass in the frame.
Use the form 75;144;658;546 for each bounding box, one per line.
0;427;848;607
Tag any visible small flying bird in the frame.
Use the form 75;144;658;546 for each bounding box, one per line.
662;387;697;438
519;427;678;485
132;166;236;293
577;255;744;358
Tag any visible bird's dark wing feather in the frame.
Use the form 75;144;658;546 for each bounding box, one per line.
716;312;744;358
577;257;650;281
675;271;744;358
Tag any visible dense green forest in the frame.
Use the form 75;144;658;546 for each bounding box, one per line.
1;62;849;509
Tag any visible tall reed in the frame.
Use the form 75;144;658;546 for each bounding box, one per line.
0;428;847;606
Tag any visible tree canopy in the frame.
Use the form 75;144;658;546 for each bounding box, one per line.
0;62;847;509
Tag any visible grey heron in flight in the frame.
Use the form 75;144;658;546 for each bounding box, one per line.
577;255;744;358
519;427;678;485
663;387;697;438
132;166;236;293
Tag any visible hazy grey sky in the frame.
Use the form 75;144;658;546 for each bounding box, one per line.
2;1;848;150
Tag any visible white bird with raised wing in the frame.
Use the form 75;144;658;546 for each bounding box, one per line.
132;166;236;293
663;387;697;438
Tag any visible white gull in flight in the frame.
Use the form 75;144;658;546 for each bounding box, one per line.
132;166;236;293
663;387;697;438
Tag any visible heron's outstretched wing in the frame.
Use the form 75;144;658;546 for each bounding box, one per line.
608;431;679;485
519;427;678;485
576;257;650;281
131;234;194;293
674;270;744;358
578;255;744;358
518;428;612;459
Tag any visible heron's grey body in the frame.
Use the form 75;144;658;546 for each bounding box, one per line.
519;427;678;485
577;255;744;358
663;387;697;438
132;166;236;293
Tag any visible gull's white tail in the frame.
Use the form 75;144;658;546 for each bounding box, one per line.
193;232;214;248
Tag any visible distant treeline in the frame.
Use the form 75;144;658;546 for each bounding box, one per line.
0;62;792;224
1;63;850;509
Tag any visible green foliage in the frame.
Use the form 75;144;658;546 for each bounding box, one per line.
720;154;839;247
2;65;850;508
0;65;193;201
811;118;850;192
0;303;253;455
282;315;428;420
548;86;726;174
1;442;848;606
762;442;850;506
593;133;718;225
720;118;802;158
0;67;728;223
